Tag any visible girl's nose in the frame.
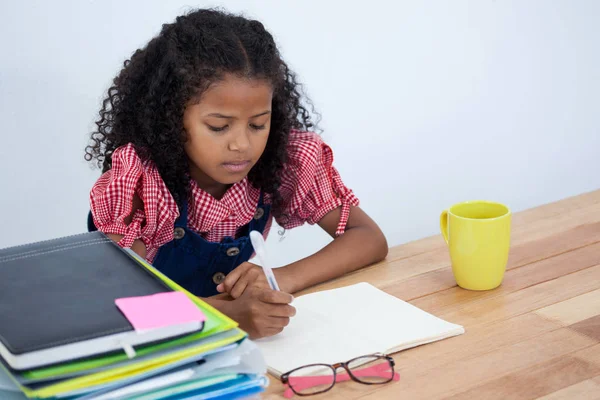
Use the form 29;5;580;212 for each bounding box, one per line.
228;128;251;152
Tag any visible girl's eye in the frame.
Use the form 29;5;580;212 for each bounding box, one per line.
208;125;228;132
250;124;266;131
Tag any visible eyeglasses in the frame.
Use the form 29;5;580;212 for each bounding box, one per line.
280;353;400;398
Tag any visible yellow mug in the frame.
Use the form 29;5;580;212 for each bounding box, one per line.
440;201;511;290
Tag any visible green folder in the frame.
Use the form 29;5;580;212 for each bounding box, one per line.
24;330;246;398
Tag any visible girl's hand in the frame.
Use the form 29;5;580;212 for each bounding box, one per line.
220;286;295;339
216;262;271;298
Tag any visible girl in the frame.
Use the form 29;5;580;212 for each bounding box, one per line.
85;8;388;339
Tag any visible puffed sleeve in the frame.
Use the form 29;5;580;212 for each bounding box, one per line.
89;143;179;259
276;131;360;236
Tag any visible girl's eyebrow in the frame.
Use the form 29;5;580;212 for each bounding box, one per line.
206;110;272;119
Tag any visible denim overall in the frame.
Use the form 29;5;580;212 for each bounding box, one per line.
87;193;271;297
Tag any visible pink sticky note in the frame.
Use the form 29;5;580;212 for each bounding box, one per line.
115;291;206;331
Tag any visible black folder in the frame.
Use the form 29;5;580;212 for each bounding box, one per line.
0;231;203;370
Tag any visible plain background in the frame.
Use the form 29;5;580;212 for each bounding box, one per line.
1;0;598;267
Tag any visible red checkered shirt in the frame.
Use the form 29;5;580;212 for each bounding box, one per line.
89;131;360;262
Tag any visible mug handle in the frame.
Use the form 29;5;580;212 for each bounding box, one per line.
440;210;449;244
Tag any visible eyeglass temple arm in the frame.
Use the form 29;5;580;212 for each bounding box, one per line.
283;363;400;398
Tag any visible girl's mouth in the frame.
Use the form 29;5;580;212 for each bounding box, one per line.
221;160;251;173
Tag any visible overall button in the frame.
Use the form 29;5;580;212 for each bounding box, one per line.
253;207;265;220
226;247;240;257
212;272;226;285
173;227;185;240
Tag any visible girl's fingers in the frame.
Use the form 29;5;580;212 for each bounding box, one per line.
220;263;252;293
230;277;249;299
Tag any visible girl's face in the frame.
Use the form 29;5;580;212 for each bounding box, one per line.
183;74;272;196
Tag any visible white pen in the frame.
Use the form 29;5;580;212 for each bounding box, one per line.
249;230;280;291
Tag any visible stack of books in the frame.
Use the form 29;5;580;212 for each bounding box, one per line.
0;231;267;399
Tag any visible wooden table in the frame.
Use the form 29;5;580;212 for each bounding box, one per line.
264;189;600;399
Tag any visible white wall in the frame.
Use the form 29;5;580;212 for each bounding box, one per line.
1;0;599;268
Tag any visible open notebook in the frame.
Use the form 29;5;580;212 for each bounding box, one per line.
255;282;465;377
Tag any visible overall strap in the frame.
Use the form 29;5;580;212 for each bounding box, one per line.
175;198;188;228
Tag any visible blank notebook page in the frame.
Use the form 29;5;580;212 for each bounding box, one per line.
255;282;464;376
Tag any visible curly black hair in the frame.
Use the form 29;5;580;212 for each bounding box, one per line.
85;8;319;213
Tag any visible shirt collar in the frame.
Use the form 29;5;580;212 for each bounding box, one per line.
187;177;260;233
